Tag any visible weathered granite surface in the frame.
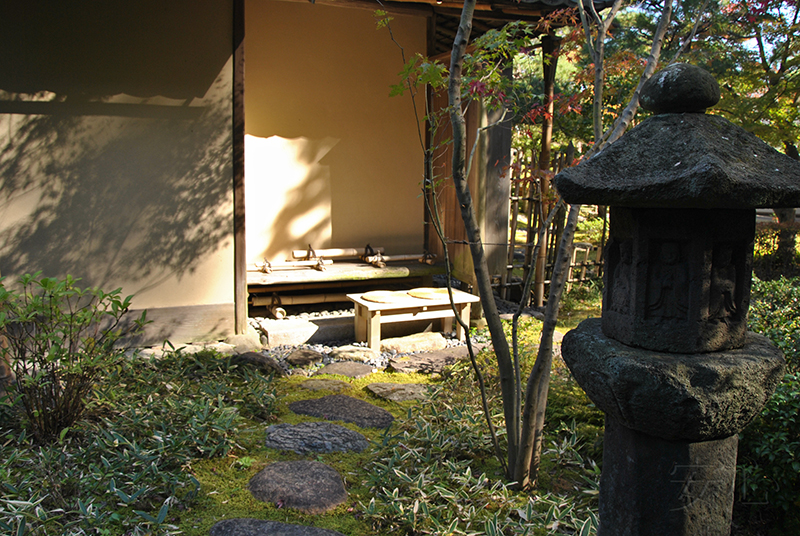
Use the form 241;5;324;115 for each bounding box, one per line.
286;348;324;367
387;344;486;374
248;460;346;514
554;113;800;209
210;518;346;536
299;378;352;392
640;62;720;114
231;352;286;377
327;345;380;363
599;417;737;536
289;394;395;429
561;319;785;441
365;382;430;402
264;422;369;454
380;332;448;353
312;361;374;379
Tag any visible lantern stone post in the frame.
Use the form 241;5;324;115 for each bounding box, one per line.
554;63;800;536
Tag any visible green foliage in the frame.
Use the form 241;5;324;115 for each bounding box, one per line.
748;276;800;372
361;367;601;535
737;373;800;529
0;346;276;535
0;273;147;443
737;276;800;530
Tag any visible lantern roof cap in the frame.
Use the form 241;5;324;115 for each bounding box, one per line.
555;65;800;209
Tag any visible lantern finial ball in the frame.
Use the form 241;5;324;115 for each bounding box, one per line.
640;63;720;114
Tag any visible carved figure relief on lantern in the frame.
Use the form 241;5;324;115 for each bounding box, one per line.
645;240;689;321
602;207;754;354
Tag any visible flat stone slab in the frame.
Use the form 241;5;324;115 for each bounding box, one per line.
299;379;351;392
211;518;346;536
289;394;394;429
312;361;374;379
388;344;486;374
286;348;324;367
328;345;380;363
381;332;448;354
366;382;430;402
562;318;785;441
265;422;369;454
248;460;346;514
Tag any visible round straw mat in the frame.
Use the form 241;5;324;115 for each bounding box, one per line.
361;290;411;304
407;287;451;300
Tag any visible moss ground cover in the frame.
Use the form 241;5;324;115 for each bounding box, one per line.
1;277;796;535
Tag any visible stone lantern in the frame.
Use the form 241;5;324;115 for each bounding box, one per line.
554;63;799;536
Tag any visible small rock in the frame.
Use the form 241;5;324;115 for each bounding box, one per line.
381;332;448;354
313;361;374;379
388;344;484;374
231;352;286;377
328;345;380;363
286;348;324;367
366;382;430;402
300;379;351;392
225;331;263;353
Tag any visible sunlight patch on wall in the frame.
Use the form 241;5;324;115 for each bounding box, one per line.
245;134;337;264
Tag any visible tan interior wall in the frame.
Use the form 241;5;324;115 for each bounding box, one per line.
0;2;235;312
245;0;427;264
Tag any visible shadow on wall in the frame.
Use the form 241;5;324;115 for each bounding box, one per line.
0;1;234;296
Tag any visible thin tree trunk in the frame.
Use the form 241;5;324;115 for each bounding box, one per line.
515;204;580;489
776;141;798;269
447;0;519;475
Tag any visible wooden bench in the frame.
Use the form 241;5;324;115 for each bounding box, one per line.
347;289;480;350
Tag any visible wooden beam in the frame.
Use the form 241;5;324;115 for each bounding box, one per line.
233;0;248;335
273;0;434;16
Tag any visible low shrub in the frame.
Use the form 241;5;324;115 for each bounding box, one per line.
748;276;800;373
0;346;277;535
736;276;800;532
736;373;800;531
0;273;147;443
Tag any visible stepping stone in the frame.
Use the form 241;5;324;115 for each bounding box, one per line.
312;361;374;379
210;518;346;536
289;394;394;429
249;460;346;515
300;379;351;392
328;345;380;363
387;344;486;374
366;382;430;402
231;352;286;377
380;332;448;354
286;348;324;367
265;422;369;454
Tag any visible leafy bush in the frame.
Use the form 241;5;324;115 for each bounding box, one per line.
737;373;800;530
0;346;276;535
0;273;147;443
748;276;800;372
736;276;800;531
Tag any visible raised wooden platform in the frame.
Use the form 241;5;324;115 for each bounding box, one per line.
248;261;446;314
